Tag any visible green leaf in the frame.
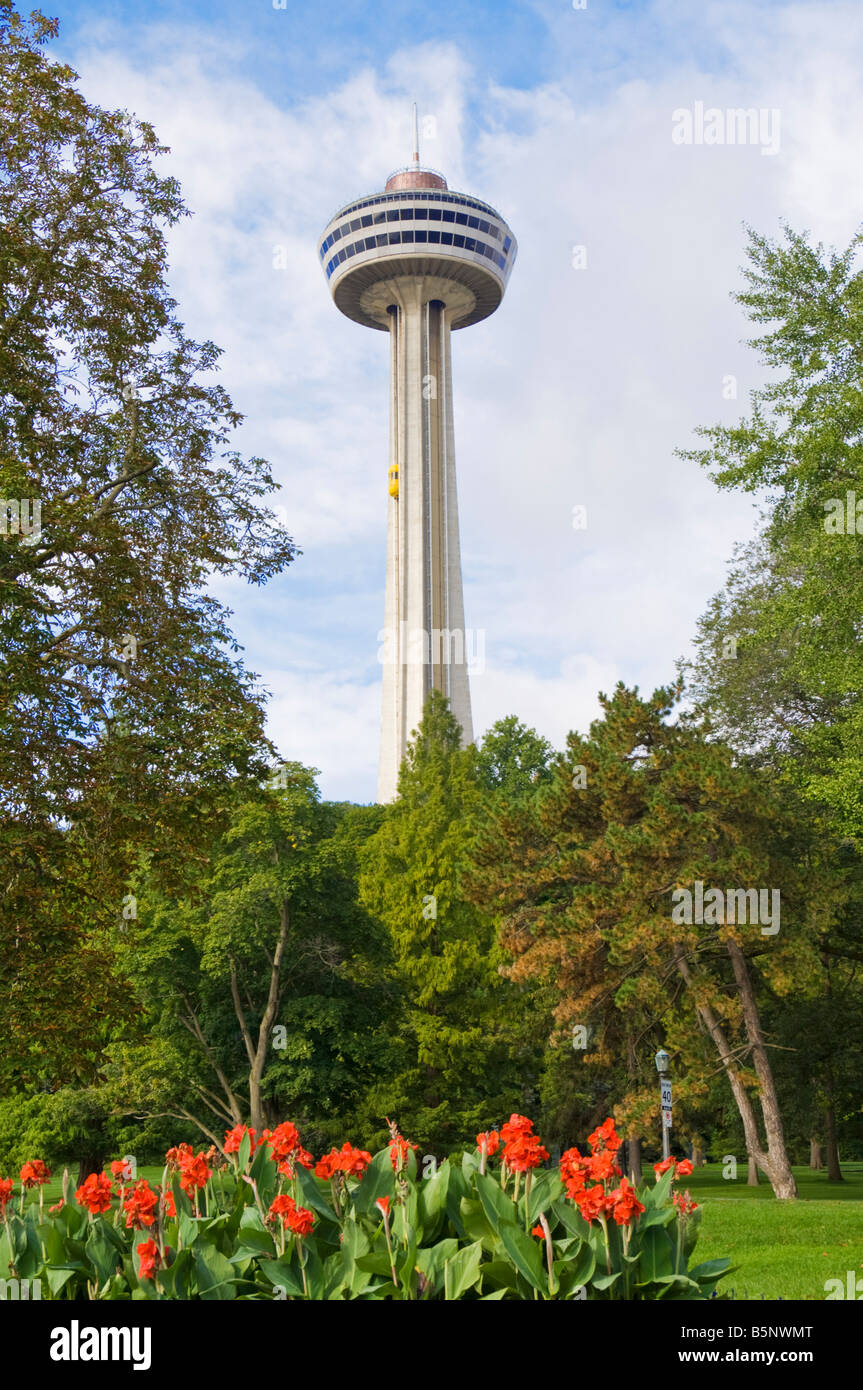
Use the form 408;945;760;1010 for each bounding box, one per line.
46;1267;77;1296
417;1159;450;1242
555;1239;595;1295
474;1171;517;1235
294;1162;337;1223
85;1223;121;1286
498;1221;545;1294
638;1204;676;1232
260;1256;305;1299
194;1242;237;1300
352;1147;395;1215
527;1170;564;1224
481;1259;519;1292
415;1238;459;1296
638;1226;675;1281
178;1211;199;1248
459;1197;497;1249
443;1240;483;1300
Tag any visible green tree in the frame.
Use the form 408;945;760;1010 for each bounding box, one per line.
357;693;527;1151
0;2;297;1082
475;715;555;800
108;769;389;1148
681;223;863;844
468;684;842;1199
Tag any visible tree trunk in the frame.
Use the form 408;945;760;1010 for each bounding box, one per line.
809;1138;823;1169
726;939;798;1199
824;1104;843;1182
77;1146;109;1187
747;1156;759;1185
692;1147;706;1167
673;943;797;1199
232;898;291;1134
624;1034;642;1184
627;1136;642;1185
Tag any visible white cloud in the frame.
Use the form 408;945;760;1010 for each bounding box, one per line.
62;8;863;800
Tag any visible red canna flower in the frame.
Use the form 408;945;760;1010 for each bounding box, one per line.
476;1131;500;1157
20;1159;51;1188
161;1189;176;1219
314;1152;339;1180
137;1237;165;1281
501;1130;549;1173
531;1224;545;1238
388;1133;418;1172
165;1142;193;1169
48;1200;65;1214
500;1114;534;1144
653;1156;693;1182
608;1176;645;1227
673;1189;698;1216
224;1124;257;1156
123;1180;159;1230
110;1159;133;1182
286;1203;314;1238
375;1196;390;1218
268;1193;314;1237
75;1172;114;1215
575;1184;612;1225
314;1143;371;1180
587;1149;621;1183
587;1118;621;1154
0;1177;14;1212
177;1150;211;1197
265;1122;300;1162
560;1146;589;1195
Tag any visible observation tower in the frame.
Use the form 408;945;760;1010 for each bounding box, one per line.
318;107;517;801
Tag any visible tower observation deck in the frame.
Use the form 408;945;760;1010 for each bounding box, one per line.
318;111;517;801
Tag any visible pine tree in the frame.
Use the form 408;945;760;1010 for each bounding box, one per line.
357;692;525;1151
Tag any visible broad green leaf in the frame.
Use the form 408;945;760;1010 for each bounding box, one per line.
473;1171;517;1235
498;1221;545;1293
194;1242;237;1300
443;1239;483;1300
638;1226;675;1281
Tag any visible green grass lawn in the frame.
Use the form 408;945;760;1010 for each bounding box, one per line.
686;1164;863;1300
27;1160;863;1301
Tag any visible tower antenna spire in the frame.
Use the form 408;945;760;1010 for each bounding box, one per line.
411;101;419;166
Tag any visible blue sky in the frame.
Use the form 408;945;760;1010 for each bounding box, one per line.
45;0;863;800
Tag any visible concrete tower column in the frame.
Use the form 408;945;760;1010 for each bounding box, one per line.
318;138;516;802
378;280;473;802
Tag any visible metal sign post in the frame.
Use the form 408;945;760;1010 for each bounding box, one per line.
660;1077;672;1160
